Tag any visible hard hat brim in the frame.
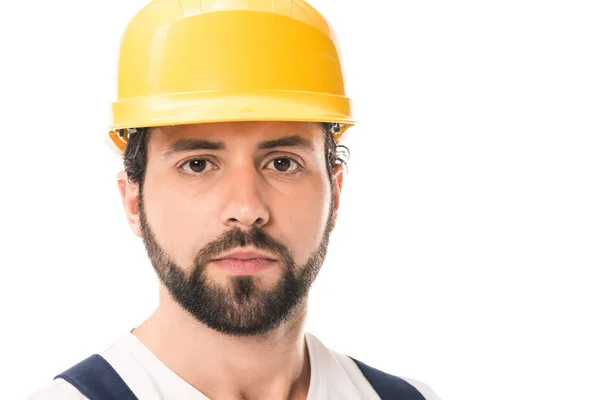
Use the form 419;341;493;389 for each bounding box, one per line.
108;90;354;152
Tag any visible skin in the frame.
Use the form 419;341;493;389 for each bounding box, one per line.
117;121;344;400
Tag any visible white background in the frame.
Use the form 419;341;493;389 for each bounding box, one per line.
1;0;599;399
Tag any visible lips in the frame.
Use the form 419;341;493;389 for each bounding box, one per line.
211;249;277;274
212;249;276;262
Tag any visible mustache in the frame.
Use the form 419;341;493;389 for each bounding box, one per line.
193;226;295;267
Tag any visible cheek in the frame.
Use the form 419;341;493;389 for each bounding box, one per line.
143;178;221;267
277;182;331;255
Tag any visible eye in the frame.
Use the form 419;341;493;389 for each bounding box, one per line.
181;158;216;175
266;157;301;172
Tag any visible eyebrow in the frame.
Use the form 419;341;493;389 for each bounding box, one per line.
257;135;314;152
163;139;225;157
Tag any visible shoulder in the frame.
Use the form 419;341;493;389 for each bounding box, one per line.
332;351;442;400
401;377;442;400
27;378;87;400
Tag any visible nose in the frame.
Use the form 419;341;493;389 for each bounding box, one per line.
220;165;270;229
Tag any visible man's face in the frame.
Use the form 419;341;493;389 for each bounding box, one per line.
123;121;343;336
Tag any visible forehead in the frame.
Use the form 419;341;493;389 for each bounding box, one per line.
148;121;326;152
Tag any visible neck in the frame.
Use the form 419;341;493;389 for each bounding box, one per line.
132;285;311;400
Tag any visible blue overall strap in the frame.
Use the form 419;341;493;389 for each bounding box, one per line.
350;357;427;400
54;354;139;400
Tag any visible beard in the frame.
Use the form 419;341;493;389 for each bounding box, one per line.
138;193;335;337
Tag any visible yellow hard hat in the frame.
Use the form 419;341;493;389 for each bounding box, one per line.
107;0;354;152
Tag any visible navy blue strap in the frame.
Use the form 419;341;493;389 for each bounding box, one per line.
351;357;427;400
54;354;139;400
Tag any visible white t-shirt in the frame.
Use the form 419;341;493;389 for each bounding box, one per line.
28;332;440;400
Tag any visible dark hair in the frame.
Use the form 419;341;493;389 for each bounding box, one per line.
123;123;349;188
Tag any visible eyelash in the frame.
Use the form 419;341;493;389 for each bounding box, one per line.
178;156;303;176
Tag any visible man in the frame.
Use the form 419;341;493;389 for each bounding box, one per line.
30;0;440;399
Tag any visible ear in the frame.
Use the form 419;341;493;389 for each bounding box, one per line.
117;170;142;237
331;164;345;226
